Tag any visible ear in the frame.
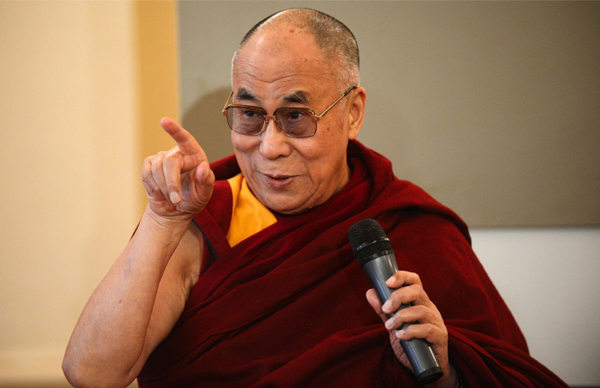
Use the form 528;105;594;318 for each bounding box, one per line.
347;87;366;140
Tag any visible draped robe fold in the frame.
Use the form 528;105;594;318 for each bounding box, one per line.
138;140;566;387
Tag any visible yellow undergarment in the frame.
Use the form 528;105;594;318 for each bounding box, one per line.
226;174;277;247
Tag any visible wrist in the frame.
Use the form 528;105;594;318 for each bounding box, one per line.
142;206;194;242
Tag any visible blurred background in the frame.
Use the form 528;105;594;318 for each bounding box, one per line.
1;1;598;387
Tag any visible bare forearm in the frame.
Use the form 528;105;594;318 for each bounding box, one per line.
64;117;213;386
63;208;191;386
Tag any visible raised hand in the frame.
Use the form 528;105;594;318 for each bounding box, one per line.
141;117;215;221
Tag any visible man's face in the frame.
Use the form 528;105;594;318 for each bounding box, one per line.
230;27;361;215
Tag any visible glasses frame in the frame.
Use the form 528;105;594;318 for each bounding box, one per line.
221;86;357;138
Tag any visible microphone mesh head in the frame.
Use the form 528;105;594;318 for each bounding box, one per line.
348;219;393;266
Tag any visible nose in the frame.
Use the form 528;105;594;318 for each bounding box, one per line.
261;114;279;132
259;115;292;160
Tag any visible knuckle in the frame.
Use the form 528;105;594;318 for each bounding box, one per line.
142;157;155;174
141;167;154;184
146;151;166;166
417;324;434;338
408;272;421;286
141;164;151;179
165;176;179;188
151;159;163;175
164;148;182;161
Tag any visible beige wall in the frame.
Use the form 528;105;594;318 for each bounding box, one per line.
0;2;178;386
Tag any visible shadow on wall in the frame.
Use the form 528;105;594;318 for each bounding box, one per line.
182;87;234;163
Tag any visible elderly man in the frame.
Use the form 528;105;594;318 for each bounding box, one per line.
63;8;566;388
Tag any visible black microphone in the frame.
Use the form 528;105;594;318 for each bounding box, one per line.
348;219;443;384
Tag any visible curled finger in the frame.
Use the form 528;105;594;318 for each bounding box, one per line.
385;304;436;331
385;270;423;289
394;321;446;345
141;156;162;200
382;282;431;316
162;148;185;204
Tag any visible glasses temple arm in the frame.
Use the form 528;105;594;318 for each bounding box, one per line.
314;86;357;120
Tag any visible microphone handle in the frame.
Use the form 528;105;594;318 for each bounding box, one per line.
362;252;443;384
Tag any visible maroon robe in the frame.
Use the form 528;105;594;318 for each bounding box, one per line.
138;140;566;387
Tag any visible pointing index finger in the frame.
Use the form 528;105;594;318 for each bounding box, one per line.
160;117;202;156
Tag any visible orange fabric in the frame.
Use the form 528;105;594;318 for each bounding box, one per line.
226;174;277;247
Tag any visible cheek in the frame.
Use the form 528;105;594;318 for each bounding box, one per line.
231;137;257;178
303;138;346;180
232;134;257;158
312;125;347;160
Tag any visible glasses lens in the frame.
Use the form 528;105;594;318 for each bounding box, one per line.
227;107;265;135
276;108;316;138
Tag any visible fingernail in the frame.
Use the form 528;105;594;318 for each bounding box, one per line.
169;191;181;204
395;329;405;339
382;301;391;312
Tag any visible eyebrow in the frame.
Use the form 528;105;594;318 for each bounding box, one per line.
282;91;310;105
235;88;312;106
235;88;259;103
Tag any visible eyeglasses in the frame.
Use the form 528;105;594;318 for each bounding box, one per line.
221;86;357;138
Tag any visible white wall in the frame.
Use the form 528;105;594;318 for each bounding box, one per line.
471;228;600;386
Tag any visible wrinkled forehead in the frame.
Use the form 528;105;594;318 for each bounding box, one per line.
232;28;337;94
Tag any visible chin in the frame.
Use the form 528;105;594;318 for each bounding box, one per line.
268;203;304;215
262;197;308;215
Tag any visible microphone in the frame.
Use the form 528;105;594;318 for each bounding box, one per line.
348;219;443;384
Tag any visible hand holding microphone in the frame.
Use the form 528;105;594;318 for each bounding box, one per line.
349;219;449;385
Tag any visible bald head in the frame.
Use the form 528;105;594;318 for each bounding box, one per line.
232;8;360;91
